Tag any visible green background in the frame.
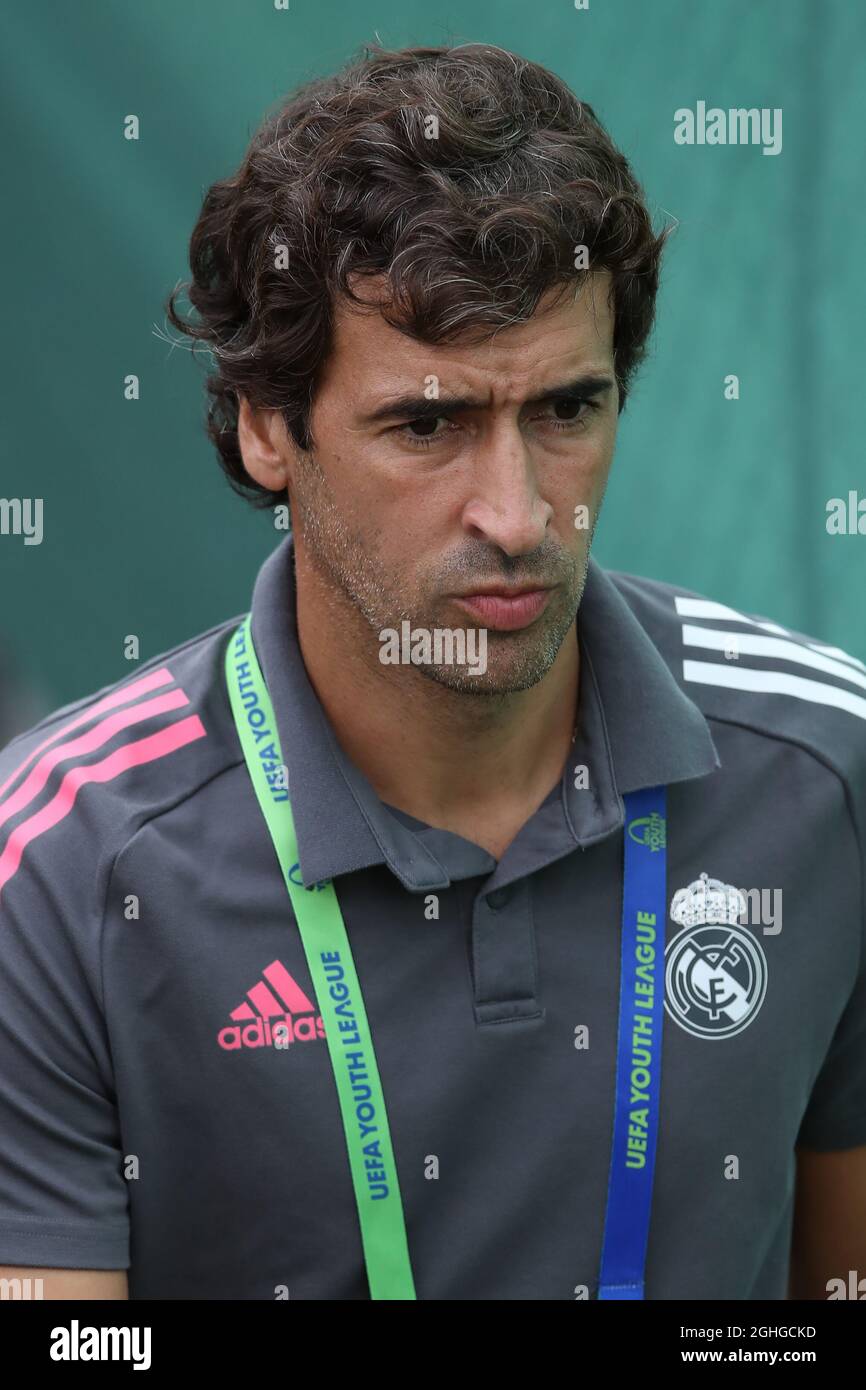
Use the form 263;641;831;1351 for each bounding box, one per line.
1;0;864;734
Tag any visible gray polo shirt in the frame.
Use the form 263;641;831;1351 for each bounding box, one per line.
0;534;864;1299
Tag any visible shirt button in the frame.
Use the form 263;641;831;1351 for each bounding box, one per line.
487;888;511;911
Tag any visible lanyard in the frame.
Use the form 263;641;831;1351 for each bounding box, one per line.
597;781;667;1298
225;613;667;1300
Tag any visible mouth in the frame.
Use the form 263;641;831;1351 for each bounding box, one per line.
450;585;554;631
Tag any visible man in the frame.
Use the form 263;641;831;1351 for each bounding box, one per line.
0;42;864;1301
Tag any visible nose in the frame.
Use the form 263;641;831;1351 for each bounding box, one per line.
460;430;553;555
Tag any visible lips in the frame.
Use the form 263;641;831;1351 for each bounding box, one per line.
458;585;547;598
451;587;553;631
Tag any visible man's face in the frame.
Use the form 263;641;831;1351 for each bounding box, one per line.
288;273;619;695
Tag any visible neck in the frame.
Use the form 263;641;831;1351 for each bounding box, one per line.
292;548;580;839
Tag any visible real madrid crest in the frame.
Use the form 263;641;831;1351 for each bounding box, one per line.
665;872;767;1039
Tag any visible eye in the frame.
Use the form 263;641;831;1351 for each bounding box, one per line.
541;396;600;428
406;417;442;438
397;416;455;449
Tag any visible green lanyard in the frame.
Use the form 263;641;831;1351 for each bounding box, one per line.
225;615;416;1300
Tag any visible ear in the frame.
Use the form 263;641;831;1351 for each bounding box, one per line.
237;395;295;492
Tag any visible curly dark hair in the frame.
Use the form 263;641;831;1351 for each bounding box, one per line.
166;41;671;509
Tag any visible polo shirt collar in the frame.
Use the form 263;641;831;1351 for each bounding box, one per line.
248;536;720;891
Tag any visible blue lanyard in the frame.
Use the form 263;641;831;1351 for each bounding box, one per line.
598;785;668;1299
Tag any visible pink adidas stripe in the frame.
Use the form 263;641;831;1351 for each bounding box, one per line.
228;962;316;1021
0;689;191;832
0;715;207;899
264;959;316;1014
0;668;177;802
246;981;287;1018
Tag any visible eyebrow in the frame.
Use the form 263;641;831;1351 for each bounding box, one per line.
359;373;616;425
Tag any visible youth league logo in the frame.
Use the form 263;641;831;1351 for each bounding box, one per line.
665;873;767;1039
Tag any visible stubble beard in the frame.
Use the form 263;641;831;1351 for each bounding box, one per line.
290;449;593;697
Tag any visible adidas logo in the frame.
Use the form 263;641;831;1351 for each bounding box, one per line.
217;959;325;1051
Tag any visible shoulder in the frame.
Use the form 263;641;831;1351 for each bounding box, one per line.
0;614;246;910
606;566;866;798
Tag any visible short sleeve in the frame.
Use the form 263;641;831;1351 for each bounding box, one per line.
796;928;866;1151
0;737;130;1268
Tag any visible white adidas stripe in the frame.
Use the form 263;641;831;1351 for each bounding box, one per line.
674;596;789;635
810;643;866;674
683;660;866;722
681;625;866;692
674;596;866;674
